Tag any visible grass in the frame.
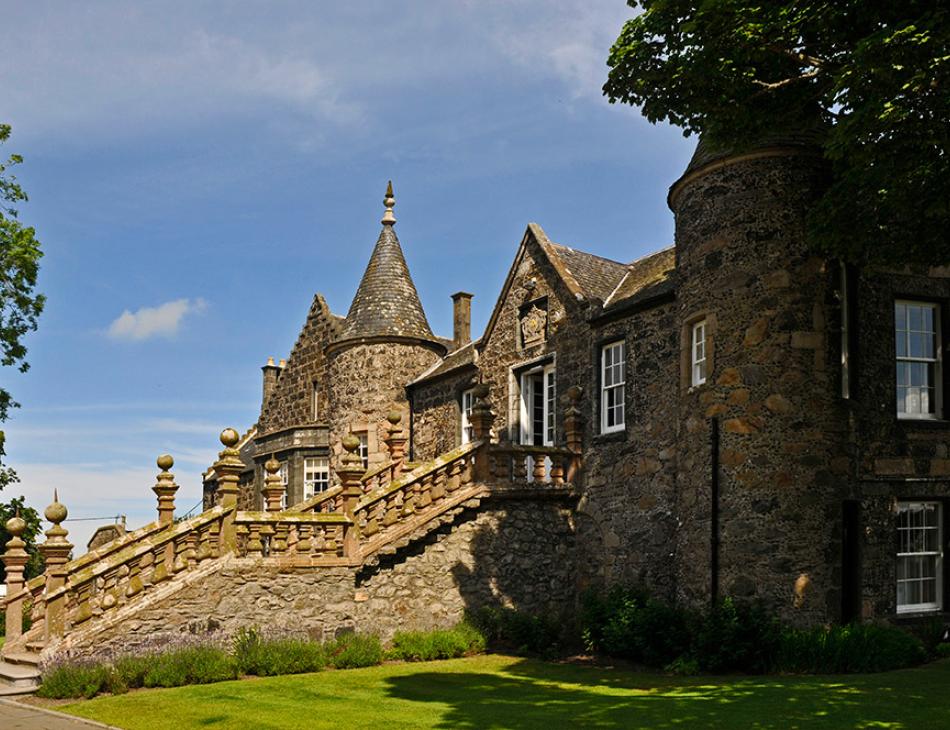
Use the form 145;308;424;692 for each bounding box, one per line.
58;654;950;729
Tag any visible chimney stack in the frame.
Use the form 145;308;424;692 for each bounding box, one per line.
261;357;281;409
451;292;473;350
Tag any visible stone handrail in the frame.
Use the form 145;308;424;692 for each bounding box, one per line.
286;485;345;514
353;441;482;556
4;520;167;611
361;460;396;493
48;505;234;632
233;511;356;565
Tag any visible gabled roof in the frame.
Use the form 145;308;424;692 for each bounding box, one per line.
538;240;629;303
408;339;479;387
479;223;629;349
337;222;437;344
603;246;676;310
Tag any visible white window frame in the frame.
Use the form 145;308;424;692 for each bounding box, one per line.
600;341;625;434
519;363;556;447
691;320;707;387
303;457;330;500
460;388;475;444
357;433;369;470
311;383;320;421
896;501;944;613
279;462;289;509
895;301;942;420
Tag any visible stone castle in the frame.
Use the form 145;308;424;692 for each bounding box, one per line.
2;133;948;690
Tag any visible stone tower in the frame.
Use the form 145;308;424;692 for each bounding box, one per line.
669;130;851;624
325;182;445;469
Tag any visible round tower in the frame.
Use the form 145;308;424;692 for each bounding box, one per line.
669;130;850;624
326;182;445;471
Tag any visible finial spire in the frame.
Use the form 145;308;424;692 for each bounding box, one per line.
381;180;396;225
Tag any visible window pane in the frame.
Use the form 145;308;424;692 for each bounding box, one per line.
896;303;906;330
910;306;923;332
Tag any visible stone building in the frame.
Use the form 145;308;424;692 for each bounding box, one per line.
209;135;949;626
6;131;950;688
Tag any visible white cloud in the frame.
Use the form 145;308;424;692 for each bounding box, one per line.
107;298;207;341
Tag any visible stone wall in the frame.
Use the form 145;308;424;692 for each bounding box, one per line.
670;149;848;625
326;342;440;471
579;302;680;598
410;369;476;462
258;294;338;433
57;499;576;660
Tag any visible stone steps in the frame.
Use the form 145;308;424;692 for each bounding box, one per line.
0;659;42;694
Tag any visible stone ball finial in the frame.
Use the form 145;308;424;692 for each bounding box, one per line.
5;514;26;537
342;434;361;453
387;410;402;426
45;492;68;524
473;383;490;400
220;428;240;448
565;385;583;404
265;457;280;474
157;454;174;471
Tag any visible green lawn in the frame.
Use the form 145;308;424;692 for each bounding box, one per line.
60;654;950;730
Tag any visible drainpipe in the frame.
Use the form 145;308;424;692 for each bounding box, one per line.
710;416;720;606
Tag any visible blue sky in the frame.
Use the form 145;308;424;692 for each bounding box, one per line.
1;1;694;548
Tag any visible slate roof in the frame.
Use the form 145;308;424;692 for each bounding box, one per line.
409;339;479;386
541;241;630;303
337;223;438;344
604;246;676;310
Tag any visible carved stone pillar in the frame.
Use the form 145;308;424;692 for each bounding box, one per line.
2;511;29;641
213;428;243;552
152;454;179;526
39;492;73;640
261;457;285;512
383;410;408;480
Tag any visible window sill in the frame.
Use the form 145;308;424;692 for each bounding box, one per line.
894;608;946;621
592;430;626;444
895;417;950;430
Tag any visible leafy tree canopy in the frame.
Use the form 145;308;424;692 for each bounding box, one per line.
604;2;950;267
0;122;45;489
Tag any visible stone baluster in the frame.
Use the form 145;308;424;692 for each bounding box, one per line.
532;454;547;482
152;454;179;526
383;410;408;480
470;383;494;482
2;511;29;641
512;452;528;481
550;455;565;485
213;428;243;552
262;457;285;512
446;458;462;493
39;491;74;640
564;385;584;483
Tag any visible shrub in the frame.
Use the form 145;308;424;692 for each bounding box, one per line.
580;587;691;667
691;598;781;673
467;606;564;658
936;643;950;659
325;632;383;669
234;627;326;677
112;654;151;691
37;662;112;699
388;622;486;662
777;623;927;673
143;646;238;688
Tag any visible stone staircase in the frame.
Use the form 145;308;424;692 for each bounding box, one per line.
0;391;582;692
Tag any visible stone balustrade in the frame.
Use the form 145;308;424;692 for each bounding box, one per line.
233;512;356;565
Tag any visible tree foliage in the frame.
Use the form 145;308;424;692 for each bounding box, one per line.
604;2;950;267
0;123;45;489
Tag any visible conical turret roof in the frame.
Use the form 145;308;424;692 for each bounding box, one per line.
337;183;439;345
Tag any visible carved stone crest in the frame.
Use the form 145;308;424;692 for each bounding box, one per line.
521;305;547;347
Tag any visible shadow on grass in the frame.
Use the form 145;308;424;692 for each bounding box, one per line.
383;657;949;730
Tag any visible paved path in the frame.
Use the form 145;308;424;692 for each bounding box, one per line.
0;698;119;729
